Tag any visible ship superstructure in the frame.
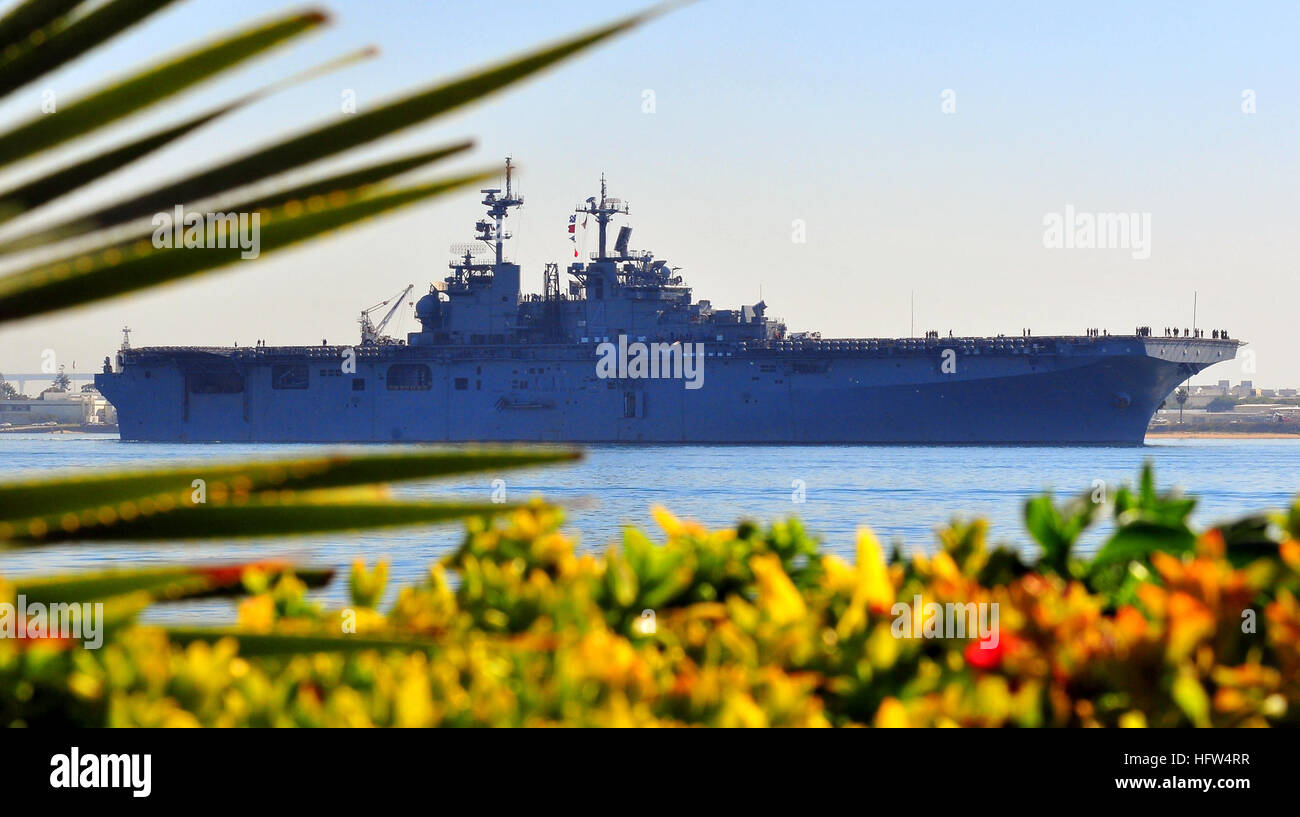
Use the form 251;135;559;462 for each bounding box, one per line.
96;160;1241;444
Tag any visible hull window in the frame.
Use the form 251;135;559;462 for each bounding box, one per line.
188;372;244;394
387;363;432;391
271;364;309;390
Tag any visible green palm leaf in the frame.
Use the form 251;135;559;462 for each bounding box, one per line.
0;446;577;533
0;4;662;255
214;140;474;219
0;7;327;169
0;170;495;323
4;496;519;544
13;562;334;603
1;0;184;100
0;46;376;228
0;0;84;52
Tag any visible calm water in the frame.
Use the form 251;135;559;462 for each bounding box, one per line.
2;433;1297;620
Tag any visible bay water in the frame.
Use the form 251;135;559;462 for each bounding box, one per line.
2;433;1296;621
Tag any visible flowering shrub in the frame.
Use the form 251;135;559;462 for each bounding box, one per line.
2;467;1298;727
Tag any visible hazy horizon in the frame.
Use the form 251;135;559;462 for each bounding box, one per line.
0;0;1296;388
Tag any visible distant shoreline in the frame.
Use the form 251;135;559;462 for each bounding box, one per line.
0;424;118;434
3;425;1296;441
1146;430;1300;439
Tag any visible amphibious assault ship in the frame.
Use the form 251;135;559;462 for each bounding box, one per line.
96;160;1240;444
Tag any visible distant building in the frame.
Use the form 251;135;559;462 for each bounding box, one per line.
0;386;116;426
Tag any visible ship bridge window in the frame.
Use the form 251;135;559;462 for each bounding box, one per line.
271;364;308;390
387;363;432;391
189;372;245;393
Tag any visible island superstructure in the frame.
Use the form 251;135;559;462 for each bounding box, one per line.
96;159;1241;444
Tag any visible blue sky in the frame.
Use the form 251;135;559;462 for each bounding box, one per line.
0;0;1297;387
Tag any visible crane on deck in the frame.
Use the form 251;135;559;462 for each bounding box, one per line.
359;284;414;345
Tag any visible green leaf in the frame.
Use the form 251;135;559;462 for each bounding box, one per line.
0;6;328;169
13;562;334;603
0;4;660;252
0;0;181;101
0;446;578;532
0;0;84;52
4;496;520;544
1171;670;1211;728
1024;492;1097;574
215;140;474;218
163;628;443;657
0;170;494;324
0;108;232;227
1112;462;1195;525
1213;514;1282;568
0;47;377;228
1092;465;1197;578
1091;520;1197;570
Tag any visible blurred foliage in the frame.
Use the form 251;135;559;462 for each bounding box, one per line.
0;447;578;544
3;466;1298;727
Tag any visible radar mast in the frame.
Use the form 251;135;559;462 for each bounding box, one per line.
575;173;629;261
448;159;524;285
478;157;523;265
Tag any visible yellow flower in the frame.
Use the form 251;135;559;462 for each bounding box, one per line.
651;505;685;537
874;697;909;727
236;595;275;631
836;527;894;639
1119;711;1148;728
750;554;805;626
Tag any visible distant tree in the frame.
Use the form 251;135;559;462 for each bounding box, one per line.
0;374;16;400
1175;387;1189;422
52;365;71;391
1206;396;1238;413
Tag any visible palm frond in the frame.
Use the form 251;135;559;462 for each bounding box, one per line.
0;7;328;168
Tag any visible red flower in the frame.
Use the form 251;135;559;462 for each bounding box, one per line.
965;633;1016;671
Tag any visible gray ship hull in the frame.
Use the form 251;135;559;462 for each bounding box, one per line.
95;336;1237;445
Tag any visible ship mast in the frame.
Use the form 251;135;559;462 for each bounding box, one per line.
478;157;524;265
575;173;629;261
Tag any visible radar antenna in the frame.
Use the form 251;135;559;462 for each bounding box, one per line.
575;172;629;261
